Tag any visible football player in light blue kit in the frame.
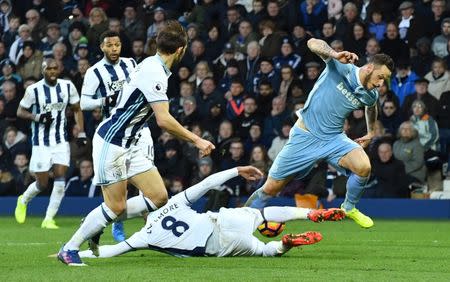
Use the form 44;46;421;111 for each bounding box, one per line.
245;38;394;228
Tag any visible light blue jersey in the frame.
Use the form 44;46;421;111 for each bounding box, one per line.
269;59;378;180
298;58;378;140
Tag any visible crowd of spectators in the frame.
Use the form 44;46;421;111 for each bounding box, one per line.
0;0;449;210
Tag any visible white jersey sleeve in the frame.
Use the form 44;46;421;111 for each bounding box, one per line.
132;61;169;103
68;81;80;105
80;67;103;110
19;86;36;109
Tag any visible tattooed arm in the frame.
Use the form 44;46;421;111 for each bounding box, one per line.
307;38;359;64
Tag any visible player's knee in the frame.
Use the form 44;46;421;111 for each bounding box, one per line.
263;182;282;196
355;162;371;177
109;201;127;215
151;192;168;208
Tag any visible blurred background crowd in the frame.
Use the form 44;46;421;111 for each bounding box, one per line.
0;0;449;211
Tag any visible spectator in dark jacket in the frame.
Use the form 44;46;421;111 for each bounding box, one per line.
65;159;99;197
402;78;440;120
371;142;410;198
263;96;290;145
380;100;403;136
380;22;410;65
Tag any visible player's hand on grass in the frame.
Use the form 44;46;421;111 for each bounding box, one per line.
195;138;215;157
334;51;358;64
354;133;373;148
237;166;264;181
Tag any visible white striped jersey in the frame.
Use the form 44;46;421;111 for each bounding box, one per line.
97;54;170;148
139;193;215;257
81;57;137;118
19;79;80;146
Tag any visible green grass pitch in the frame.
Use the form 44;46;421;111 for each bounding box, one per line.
1;217;450;281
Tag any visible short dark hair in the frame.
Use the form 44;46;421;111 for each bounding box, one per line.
99;30;120;44
156;20;188;54
369;53;395;73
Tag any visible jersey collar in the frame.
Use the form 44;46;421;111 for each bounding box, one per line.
101;56;121;66
355;66;364;88
155;53;172;77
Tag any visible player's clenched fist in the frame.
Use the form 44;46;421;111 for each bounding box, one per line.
195;138;215;157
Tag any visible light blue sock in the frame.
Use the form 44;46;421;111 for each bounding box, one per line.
244;187;273;209
342;173;369;211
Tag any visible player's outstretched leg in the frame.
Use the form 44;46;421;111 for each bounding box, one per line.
112;221;126;242
307;208;346;222
341;173;373;228
282;231;323;248
245;187;273;208
15;182;42;223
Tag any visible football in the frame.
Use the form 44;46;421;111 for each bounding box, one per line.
257;221;285;237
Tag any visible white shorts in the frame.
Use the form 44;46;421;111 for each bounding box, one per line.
29;142;70;172
206;207;265;257
135;126;154;162
92;133;155;186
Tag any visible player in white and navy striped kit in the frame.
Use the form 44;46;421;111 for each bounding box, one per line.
80;30;145;242
14;58;87;229
59;21;215;266
77;166;342;259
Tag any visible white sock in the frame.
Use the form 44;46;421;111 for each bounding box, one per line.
64;203;117;251
79;241;133;258
21;182;42;204
126;195;157;219
256;240;288;256
44;180;65;221
263;206;312;222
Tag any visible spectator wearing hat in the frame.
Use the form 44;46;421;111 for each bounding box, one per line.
391;60;420;106
190;156;215;186
273;37;302;75
195;77;223;119
229;20;260;55
219;59;243;93
146;6;165;39
258;20;282;58
252;57;280;95
379;22;409;65
235;96;263;140
17;40;43;80
432;18;450;58
225;79;247;121
402;78;440;120
25;9;48;44
302;61;322;95
64;21;87;57
424;57;450;100
411;37;437;77
73;39;91;62
186;23;200;45
299;0;327;36
39;23;64;58
212;42;245;81
397;1;426;52
9;24;33;65
0;59;22;89
121;3;145;42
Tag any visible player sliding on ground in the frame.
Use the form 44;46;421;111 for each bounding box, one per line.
68;166;344;263
245;38;394;228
